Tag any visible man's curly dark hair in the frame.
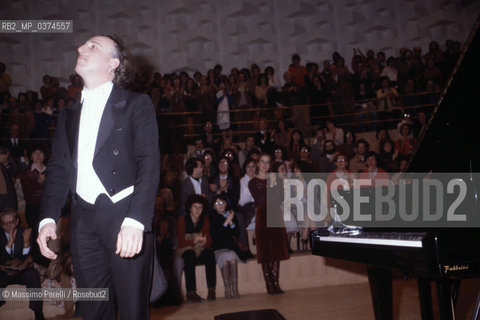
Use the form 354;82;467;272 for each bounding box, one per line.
103;34;135;89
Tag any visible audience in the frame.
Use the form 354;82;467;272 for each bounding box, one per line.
0;38;460;310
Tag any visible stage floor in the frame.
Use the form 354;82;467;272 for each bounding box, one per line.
151;278;479;320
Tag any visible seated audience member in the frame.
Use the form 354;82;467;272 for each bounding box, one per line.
359;151;389;186
311;127;326;163
6;124;26;166
254;117;275;153
337;130;356;160
238;135;257;168
298;144;318;172
396;113;414;138
210;194;247;299
315;140;337;173
272;145;288;165
273;119;291;148
179;158;212;217
19;145;46;230
176;195;216;303
326;153;353;192
221;148;242;179
216;80;233;133
187;138;205;160
254;74;270;107
20;145;48;265
380;57;399;86
0;146;19;212
349;139;369;174
413;111;428;138
0;209;45;320
210;157;240;210
376;76;399;112
201;121;221;154
325;119;344;146
396;124;417;157
287;129;304;161
371;127;390;154
379;139;399;172
246;149;260;163
202;149;217;183
237;158;256;250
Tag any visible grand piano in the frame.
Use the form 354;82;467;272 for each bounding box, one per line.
311;18;480;320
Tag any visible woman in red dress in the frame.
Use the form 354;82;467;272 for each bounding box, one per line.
248;153;289;294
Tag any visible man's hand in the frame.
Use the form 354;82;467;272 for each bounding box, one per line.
37;223;57;259
23;228;31;248
7;228;17;248
115;226;143;258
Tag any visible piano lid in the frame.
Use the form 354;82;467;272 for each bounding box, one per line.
407;17;480;173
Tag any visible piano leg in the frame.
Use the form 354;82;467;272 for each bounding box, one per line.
418;278;434;320
367;267;393;320
436;279;455;320
472;289;480;320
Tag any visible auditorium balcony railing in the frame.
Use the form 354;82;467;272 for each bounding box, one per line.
0;90;440;146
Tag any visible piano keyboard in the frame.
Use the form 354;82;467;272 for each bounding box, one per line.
316;232;426;248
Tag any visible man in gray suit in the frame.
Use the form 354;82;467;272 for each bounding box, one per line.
178;157;212;216
37;35;160;320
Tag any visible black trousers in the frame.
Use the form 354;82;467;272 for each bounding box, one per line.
0;266;43;312
181;249;216;291
70;195;153;320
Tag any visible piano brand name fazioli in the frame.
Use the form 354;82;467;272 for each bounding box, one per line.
443;264;469;273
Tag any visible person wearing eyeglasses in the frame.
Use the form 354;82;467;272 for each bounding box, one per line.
210;194;247;299
0;209;44;320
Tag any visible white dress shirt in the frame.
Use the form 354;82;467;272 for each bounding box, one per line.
238;174;254;206
189;176;203;194
39;81;142;232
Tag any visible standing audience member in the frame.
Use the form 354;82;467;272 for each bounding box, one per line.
249;153;289;295
325;119;344;146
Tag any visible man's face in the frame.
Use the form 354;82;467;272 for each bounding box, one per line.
325;142;334;153
75;36;118;81
1;213;18;233
357;143;367;155
195;140;204;151
246;137;254;149
193;161;204;178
